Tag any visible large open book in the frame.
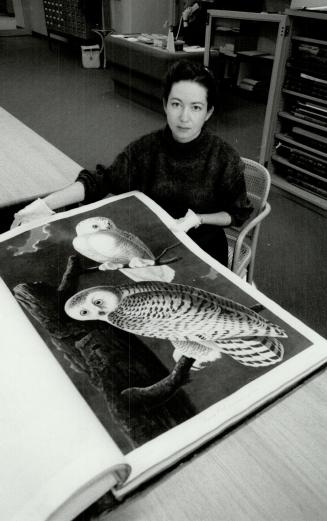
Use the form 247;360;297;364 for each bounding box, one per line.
1;192;326;521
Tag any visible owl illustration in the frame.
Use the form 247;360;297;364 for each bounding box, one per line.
73;216;155;270
65;281;286;370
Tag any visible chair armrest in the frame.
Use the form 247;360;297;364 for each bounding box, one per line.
230;202;271;272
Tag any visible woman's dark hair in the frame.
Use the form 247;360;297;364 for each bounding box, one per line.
162;60;217;110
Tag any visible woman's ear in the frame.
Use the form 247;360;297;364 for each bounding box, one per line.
205;106;214;122
162;99;167;114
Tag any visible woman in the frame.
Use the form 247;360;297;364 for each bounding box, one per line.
12;60;253;266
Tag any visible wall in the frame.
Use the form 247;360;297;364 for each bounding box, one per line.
110;0;171;34
11;0;46;34
29;0;46;34
6;0;15;15
12;0;27;28
12;0;174;36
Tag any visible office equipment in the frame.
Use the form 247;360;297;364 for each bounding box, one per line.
42;0;101;42
1;191;327;521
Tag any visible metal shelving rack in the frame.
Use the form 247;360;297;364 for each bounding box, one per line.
266;9;327;210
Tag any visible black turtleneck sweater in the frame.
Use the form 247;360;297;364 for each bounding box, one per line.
77;126;253;265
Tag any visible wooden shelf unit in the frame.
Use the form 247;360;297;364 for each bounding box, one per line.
266;9;327;210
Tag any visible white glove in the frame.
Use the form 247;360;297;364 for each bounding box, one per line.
171;209;201;233
11;198;55;229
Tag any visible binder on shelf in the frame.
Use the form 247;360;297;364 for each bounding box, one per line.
275;132;327;158
272;155;327;199
276;143;327;178
292;126;327;147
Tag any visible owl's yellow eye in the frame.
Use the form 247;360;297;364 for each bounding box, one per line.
93;298;103;306
80;309;88;316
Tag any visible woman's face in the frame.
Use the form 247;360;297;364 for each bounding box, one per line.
164;80;214;143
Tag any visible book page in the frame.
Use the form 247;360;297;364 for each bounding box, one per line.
101;193;326;497
1;192;326;506
0;279;129;521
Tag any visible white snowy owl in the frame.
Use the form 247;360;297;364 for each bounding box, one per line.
73;216;155;270
65;281;287;370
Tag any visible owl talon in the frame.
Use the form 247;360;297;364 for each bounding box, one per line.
157;256;181;265
99;261;124;271
128;257;155;268
155;243;181;265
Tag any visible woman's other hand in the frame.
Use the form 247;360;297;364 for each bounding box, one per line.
10;199;55;229
171;209;201;233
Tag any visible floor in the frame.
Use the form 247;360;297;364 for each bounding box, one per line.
0;34;326;338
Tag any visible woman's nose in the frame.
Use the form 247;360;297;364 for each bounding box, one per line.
180;107;190;122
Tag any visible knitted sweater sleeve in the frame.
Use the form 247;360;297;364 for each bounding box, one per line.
76;148;135;203
218;150;254;227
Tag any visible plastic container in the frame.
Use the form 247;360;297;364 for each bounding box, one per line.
81;45;101;69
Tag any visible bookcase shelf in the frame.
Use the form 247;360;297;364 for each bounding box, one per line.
204;11;288;93
275;132;327;159
204;9;327;209
272;154;326;183
270;169;327;208
204;8;290;158
284;8;327;21
279;111;327;133
282;89;327;107
263;9;327;210
292;35;327;47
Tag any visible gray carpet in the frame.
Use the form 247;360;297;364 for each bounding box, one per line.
0;35;326;337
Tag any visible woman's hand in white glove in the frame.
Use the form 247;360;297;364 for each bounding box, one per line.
171;209;201;233
10;198;55;229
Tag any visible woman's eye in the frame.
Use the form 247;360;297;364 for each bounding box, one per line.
92;224;98;229
192;105;202;112
93;299;103;306
80;309;88;316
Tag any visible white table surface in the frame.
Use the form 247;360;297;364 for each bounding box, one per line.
0;107;81;207
104;367;327;521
